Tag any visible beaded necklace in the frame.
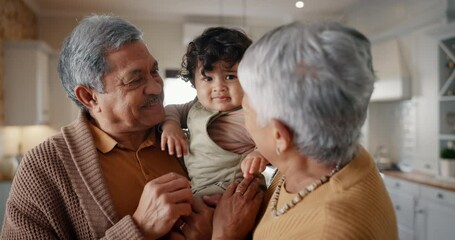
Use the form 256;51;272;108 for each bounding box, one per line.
270;165;340;217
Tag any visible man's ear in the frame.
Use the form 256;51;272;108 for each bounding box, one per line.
271;119;293;153
74;85;99;112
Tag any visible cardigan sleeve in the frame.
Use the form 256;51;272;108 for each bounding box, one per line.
1;149;68;239
1;139;146;240
102;216;143;239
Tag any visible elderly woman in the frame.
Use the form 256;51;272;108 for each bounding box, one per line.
212;22;398;239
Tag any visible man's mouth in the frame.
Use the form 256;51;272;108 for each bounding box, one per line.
142;95;162;107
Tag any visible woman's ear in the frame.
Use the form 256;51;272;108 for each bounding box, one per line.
271;119;292;154
74;85;100;112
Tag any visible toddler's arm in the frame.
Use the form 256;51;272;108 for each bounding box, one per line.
161;100;195;157
161;120;188;157
241;150;269;178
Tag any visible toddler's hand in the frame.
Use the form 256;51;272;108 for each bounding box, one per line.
161;120;188;158
241;150;269;178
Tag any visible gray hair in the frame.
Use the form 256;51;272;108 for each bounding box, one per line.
58;15;143;112
238;22;374;165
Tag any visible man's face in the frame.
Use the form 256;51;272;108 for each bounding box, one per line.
94;41;164;133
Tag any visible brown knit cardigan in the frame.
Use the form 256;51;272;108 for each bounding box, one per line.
1;113;145;239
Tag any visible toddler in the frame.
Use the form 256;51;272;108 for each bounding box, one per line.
161;27;268;197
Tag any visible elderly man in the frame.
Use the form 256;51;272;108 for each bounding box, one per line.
1;15;262;239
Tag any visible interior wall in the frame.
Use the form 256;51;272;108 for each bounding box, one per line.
346;0;445;174
38;16;277;76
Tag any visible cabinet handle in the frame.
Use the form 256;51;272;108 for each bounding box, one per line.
437;193;444;199
417;209;425;214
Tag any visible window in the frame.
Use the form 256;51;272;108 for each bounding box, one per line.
163;78;196;105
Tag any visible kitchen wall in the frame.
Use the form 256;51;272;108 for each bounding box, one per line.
37;16;277;74
346;0;449;174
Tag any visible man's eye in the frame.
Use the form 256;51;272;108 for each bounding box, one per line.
126;79;142;87
151;68;159;76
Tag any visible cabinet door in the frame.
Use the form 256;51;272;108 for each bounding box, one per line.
3;41;52;125
425;201;455;240
420;185;455;240
389;192;415;230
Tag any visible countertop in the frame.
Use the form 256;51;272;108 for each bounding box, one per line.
383;170;455;192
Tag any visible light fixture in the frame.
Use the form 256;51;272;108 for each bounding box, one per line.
296;1;304;8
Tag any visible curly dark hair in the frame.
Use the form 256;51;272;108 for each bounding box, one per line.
179;27;252;87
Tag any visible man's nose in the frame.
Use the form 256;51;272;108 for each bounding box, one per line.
145;75;163;95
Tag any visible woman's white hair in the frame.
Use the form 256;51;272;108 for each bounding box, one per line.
238;22;374;165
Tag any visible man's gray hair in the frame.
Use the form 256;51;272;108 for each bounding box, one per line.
238;22;374;165
58;15;143;112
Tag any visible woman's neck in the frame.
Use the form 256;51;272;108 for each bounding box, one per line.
277;152;337;193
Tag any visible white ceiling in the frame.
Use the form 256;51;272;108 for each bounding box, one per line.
24;0;362;26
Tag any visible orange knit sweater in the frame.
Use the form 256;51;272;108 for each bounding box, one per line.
253;146;398;240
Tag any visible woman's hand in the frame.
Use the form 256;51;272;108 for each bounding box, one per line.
212;177;265;240
132;172;193;239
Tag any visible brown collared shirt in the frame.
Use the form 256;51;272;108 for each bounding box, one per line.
88;123;187;218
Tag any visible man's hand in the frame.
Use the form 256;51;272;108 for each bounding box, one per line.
179;198;214;240
241;150;269;178
161;120;189;157
132;173;193;239
212;177;264;239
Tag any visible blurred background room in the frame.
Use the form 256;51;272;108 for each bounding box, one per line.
1;1;455;239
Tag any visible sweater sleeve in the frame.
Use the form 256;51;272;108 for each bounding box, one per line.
164;99;196;128
1;148;70;239
102;216;143;239
1;140;146;240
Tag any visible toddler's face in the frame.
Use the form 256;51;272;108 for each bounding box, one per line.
194;61;244;112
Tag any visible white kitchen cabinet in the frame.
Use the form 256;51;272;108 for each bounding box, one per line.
384;175;455;240
438;37;455;169
419;185;455;240
383;176;419;240
3;41;53;126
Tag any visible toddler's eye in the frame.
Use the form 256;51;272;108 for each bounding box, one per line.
226;75;237;80
202;76;213;82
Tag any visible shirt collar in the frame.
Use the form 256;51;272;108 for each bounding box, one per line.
87;122;157;153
